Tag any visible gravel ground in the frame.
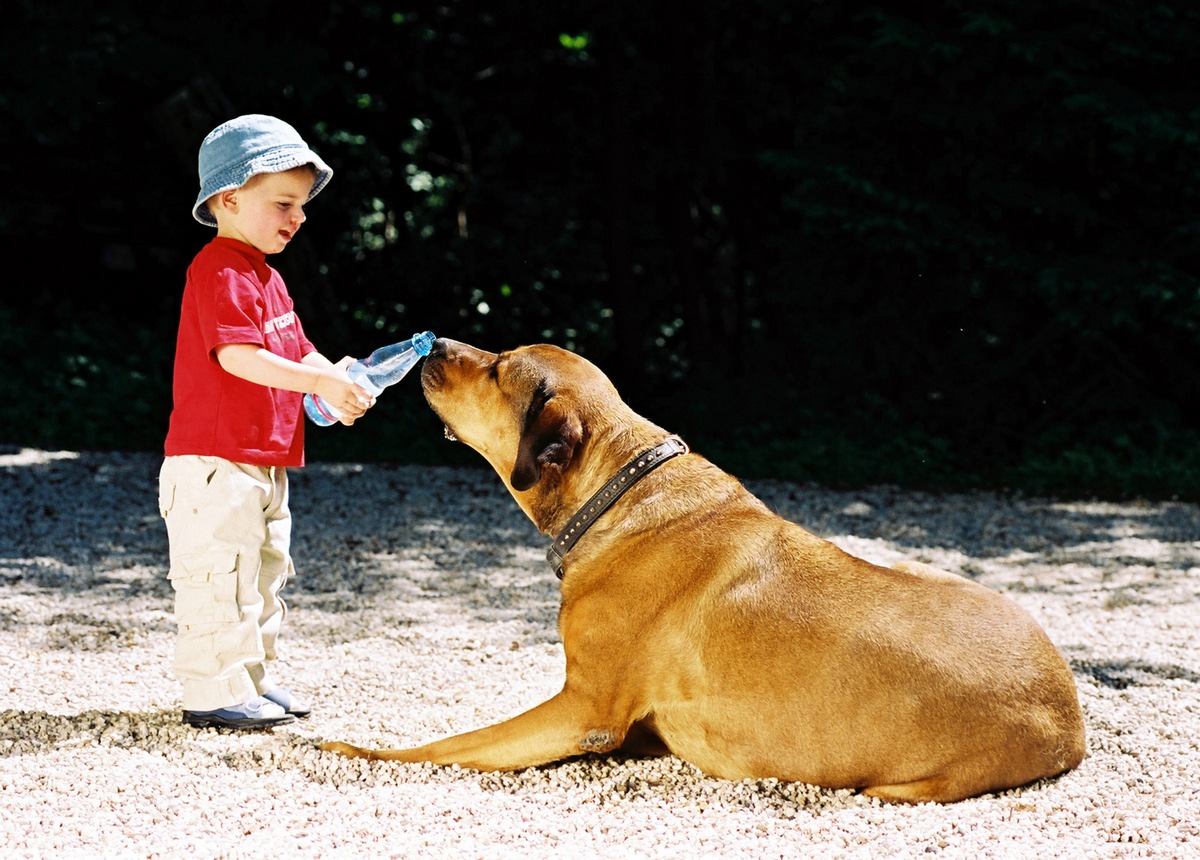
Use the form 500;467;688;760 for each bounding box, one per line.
1;446;1199;859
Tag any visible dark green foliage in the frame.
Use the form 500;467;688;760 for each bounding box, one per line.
1;0;1197;500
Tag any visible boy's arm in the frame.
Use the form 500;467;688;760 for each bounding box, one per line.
215;343;374;423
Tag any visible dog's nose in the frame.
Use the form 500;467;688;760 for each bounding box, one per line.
427;338;449;360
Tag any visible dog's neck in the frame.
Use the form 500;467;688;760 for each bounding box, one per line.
545;436;689;578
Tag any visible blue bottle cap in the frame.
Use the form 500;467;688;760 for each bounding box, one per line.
412;331;436;356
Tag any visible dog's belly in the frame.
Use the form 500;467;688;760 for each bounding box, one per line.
648;701;846;785
645;669;911;787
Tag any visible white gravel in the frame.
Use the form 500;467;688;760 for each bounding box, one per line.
1;447;1198;859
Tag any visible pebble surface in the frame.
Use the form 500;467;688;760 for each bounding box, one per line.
2;447;1199;858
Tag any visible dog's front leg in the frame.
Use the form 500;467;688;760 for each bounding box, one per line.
320;689;621;771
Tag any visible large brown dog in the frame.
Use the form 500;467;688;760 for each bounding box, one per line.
321;338;1086;803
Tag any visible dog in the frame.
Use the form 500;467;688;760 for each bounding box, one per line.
321;338;1086;803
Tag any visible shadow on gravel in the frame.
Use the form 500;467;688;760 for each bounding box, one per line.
1072;658;1200;689
0;450;558;636
4;448;1199;642
0;708;333;768
748;479;1200;563
0;708;190;756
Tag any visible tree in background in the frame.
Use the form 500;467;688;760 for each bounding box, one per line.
1;0;1197;497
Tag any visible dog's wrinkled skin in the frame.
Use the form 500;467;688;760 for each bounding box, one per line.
321;339;1086;803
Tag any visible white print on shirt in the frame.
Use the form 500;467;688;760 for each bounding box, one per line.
264;311;296;334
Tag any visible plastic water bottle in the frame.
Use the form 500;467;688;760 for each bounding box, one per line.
304;330;436;426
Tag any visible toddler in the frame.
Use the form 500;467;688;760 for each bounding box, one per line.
160;114;373;729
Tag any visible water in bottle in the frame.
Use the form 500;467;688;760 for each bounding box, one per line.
304;330;436;426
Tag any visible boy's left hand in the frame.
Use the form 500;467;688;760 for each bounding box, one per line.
333;356;376;425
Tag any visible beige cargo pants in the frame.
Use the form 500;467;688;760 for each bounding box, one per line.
158;456;294;711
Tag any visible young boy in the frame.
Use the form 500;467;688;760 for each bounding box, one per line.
160;114;373;729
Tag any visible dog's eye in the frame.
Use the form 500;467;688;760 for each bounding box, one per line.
488;360;501;381
529;379;552;415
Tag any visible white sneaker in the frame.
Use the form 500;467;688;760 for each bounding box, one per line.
182;695;295;729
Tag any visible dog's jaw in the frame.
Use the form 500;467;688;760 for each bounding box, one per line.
420;348;462;444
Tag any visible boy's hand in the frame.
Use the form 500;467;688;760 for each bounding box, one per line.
216;345;378;424
315;357;377;425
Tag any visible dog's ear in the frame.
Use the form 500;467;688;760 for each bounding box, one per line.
510;396;582;492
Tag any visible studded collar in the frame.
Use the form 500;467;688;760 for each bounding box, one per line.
546;436;689;579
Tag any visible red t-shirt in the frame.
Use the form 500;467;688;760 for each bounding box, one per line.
164;237;317;467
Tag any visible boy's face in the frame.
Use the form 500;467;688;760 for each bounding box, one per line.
212;166;316;254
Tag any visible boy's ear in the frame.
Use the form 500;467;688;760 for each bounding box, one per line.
214;189;238;214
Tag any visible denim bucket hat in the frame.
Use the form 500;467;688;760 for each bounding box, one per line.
192;114;333;226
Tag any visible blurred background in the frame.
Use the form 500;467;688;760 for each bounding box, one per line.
1;0;1197;499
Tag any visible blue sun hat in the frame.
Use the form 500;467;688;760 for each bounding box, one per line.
192;114;333;227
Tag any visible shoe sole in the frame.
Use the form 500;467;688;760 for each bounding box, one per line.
262;693;311;719
182;712;297;730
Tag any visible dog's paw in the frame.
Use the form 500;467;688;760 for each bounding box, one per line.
319;740;371;759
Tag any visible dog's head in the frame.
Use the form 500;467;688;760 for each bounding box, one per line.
420;338;654;523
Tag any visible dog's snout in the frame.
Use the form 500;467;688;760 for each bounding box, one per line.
424;338;499;370
427;338;449;360
420;340;447;390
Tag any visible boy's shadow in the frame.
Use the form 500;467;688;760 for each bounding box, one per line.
0;708;306;759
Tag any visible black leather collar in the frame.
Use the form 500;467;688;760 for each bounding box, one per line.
546;436;689;578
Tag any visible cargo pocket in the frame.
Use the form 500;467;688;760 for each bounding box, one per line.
167;550;243;624
158;474;177;520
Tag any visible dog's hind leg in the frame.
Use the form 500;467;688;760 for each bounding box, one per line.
861;775;967;804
